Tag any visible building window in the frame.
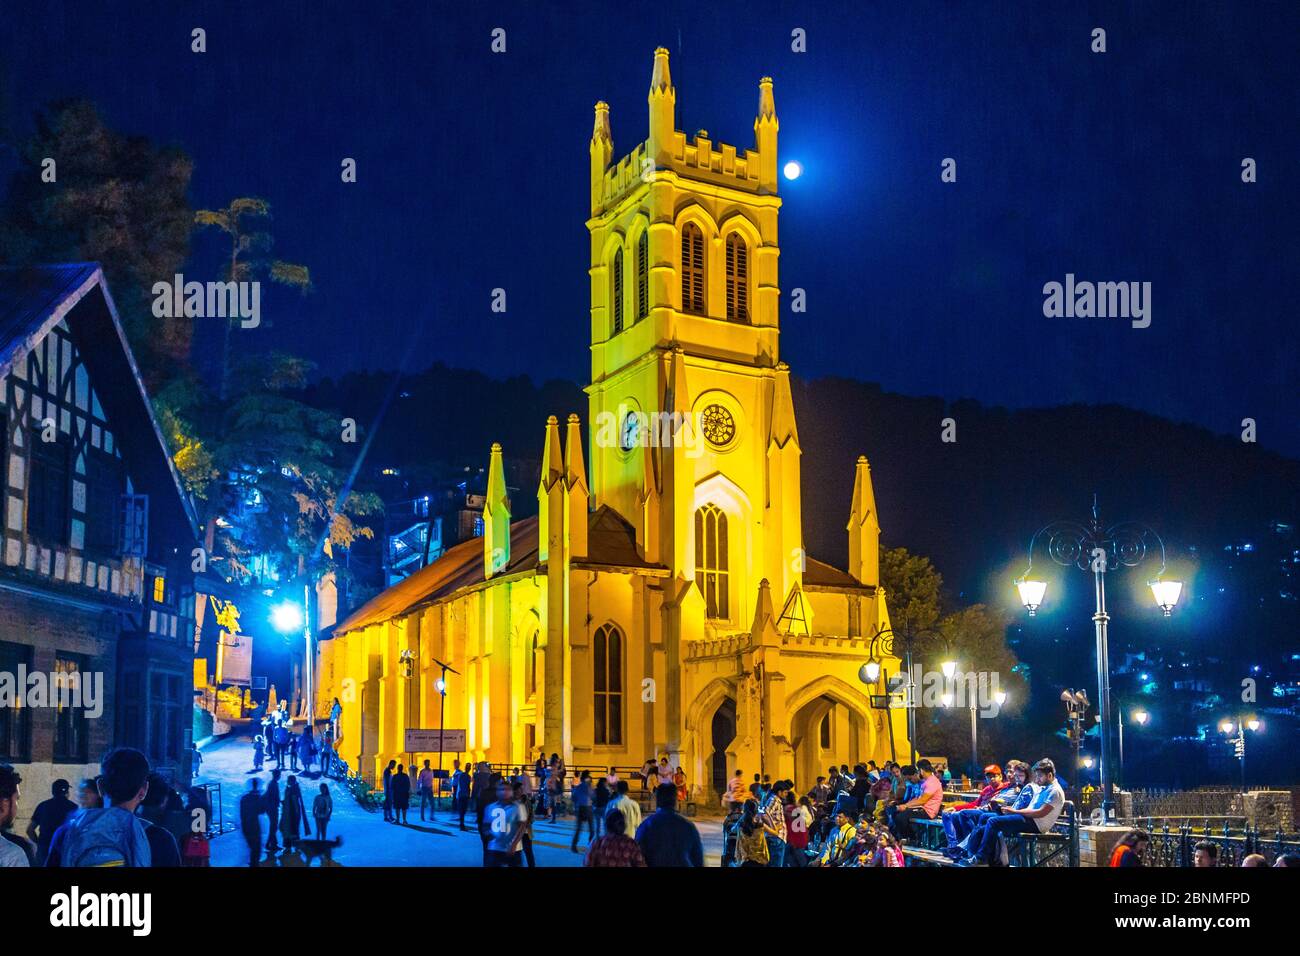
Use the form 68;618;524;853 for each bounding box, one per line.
680;222;705;314
152;575;166;604
593;623;623;746
28;429;69;544
636;230;649;321
53;654;90;763
527;631;539;697
725;234;749;322
694;504;729;619
0;642;33;762
820;713;832;749
611;247;624;335
85;450;123;557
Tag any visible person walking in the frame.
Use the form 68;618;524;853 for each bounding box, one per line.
239;779;264;867
312;783;333;840
512;780;536;867
329;697;342;741
319;729;333;778
274;722;290;771
417;760;436;820
297;726;316;776
392;763;411;824
280;775;307;851
451;760;470;831
592;777;612;840
608;779;642;834
483;778;524;867
570;770;595;851
382;760;396;823
264;770;282;854
758;780;790;867
252;735;265;772
635;784;703;867
190;743;204;781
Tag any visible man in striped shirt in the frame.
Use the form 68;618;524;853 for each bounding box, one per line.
759;779;790;866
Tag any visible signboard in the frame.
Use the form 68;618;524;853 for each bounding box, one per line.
404;728;466;753
211;597;252;687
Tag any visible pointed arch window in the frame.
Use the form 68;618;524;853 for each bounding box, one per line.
725;233;749;322
636;230;649;322
611;247;624;335
695;504;729;619
593;624;623;745
527;631;539;697
681;222;705;314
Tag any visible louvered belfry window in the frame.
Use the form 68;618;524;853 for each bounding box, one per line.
612;247;624;334
725;233;748;322
681;222;705;314
636;231;649;321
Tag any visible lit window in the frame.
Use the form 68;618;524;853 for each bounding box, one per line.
725;233;749;322
695;504;729;618
636;231;649;321
153;576;166;604
681;223;705;314
612;247;624;335
593;624;623;745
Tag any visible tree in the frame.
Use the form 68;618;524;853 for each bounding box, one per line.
193;198;311;399
0;100;194;386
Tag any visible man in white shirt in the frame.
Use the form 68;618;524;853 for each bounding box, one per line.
961;758;1065;866
607;779;642;833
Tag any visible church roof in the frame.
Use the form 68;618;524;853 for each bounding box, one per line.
803;556;874;592
334;505;662;635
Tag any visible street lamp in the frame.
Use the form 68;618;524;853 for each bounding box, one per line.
858;622;941;766
430;657;459;816
271;586;313;723
1220;716;1262;792
1017;497;1180;822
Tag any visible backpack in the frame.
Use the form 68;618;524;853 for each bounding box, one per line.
59;807;152;868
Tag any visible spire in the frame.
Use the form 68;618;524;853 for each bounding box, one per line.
564;413;589;558
537;416;564;563
649;46;673;94
647;47;677;167
591;100;612;146
768;361;800;450
589;101;613;215
483;442;511;578
753;75;778;192
847;455;881;587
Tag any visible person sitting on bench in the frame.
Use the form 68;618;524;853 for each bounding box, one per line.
959;758;1065;866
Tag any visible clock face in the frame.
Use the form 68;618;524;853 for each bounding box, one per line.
620;412;641;452
700;403;736;448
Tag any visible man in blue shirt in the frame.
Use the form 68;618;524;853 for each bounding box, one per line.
635;783;703;867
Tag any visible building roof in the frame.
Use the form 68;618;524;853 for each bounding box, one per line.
0;264;200;542
803;556;874;592
335;504;663;635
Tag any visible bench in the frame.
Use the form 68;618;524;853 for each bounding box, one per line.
902;845;956;867
1003;801;1079;867
910;816;947;851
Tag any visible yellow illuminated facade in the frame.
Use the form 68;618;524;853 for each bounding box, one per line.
318;49;907;800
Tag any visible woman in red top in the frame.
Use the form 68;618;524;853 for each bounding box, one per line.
784;792;812;866
1109;828;1149;867
583;808;646;867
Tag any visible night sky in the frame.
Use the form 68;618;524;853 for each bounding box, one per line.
4;1;1297;455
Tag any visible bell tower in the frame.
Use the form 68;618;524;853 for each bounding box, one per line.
586;48;802;633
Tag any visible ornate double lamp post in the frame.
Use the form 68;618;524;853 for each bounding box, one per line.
1015;498;1182;822
858;624;950;767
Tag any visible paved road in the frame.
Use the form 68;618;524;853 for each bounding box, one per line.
199;730;723;867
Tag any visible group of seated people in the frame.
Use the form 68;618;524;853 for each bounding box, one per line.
726;755;1069;867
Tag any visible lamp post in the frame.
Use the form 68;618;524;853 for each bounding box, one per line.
1219;717;1261;793
431;657;459;816
1016;498;1181;822
858;623;941;766
270;585;313;723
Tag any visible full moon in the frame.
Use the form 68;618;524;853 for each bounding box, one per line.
783;161;802;180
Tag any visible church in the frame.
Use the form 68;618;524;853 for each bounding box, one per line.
319;48;908;802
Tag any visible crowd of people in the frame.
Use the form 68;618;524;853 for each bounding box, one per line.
254;700;339;778
0;748;210;867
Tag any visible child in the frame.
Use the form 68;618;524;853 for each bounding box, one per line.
253;735;265;771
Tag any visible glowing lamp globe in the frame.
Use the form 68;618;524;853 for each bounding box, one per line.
995;691;1008;706
1133;710;1149;726
1149;579;1183;617
941;660;957;680
783;161;802;181
1016;579;1048;615
1220;720;1235;735
435;677;447;694
1247;719;1260;732
859;660;881;684
271;601;304;634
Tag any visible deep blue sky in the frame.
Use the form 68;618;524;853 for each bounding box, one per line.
4;1;1297;454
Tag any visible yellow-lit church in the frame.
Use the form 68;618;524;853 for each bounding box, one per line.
318;48;908;802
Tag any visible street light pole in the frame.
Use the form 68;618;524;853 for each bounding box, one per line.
1016;497;1181;822
431;657;459;817
969;699;978;784
303;583;314;725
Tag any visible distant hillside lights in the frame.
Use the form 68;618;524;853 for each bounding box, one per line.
151;274;260;328
1042;274;1151;329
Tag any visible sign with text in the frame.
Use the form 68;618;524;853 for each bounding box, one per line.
403;728;466;753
